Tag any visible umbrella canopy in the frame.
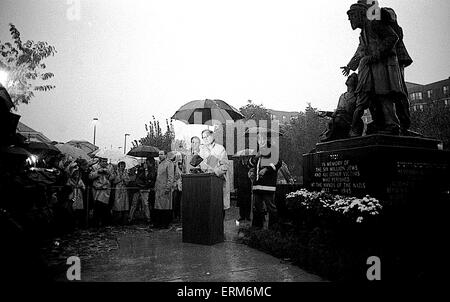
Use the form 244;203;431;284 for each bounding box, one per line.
95;149;141;168
172;99;244;125
233;149;256;157
66;140;99;154
244;127;282;137
24;141;61;155
127;145;160;158
116;156;141;169
55;143;91;161
0;145;32;157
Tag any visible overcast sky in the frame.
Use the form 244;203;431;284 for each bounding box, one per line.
1;0;449;151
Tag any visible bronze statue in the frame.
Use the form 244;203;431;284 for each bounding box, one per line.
341;1;410;137
319;73;358;142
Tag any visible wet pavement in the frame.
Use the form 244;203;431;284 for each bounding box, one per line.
55;207;324;282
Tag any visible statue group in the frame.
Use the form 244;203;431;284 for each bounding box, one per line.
321;1;414;142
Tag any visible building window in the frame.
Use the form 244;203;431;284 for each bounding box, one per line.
427;90;433;98
444;86;449;95
416;92;423;100
445;99;449;106
410;92;422;101
419;104;424;111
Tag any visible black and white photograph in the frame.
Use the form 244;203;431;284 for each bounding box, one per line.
0;0;449;292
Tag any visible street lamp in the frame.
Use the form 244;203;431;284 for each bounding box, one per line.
124;133;130;154
93;118;99;145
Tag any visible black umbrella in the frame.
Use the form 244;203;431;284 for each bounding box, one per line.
25;141;61;155
127;145;160;158
0;145;32;157
244;127;282;137
172;99;244;125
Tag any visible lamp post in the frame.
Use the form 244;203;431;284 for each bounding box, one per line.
124;133;130;154
93;118;98;145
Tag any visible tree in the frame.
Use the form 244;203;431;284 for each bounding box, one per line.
410;104;450;149
0;23;56;107
132;116;175;152
279;103;328;182
239;100;271;123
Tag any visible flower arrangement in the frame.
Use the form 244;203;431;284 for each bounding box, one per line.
286;189;382;224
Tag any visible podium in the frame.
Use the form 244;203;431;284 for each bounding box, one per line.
182;173;224;245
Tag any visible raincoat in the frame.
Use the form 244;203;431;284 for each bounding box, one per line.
111;169;130;211
154;159;174;210
199;143;230;210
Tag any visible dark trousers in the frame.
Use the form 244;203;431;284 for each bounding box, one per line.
153;209;173;228
172;190;182;220
93;201;110;227
238;193;252;221
74;209;85;229
252;190;278;229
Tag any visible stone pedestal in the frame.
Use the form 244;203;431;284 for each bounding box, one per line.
303;135;450;205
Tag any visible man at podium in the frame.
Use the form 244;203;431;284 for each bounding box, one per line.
198;129;230;212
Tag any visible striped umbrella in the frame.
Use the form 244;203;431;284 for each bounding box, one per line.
171;99;244;125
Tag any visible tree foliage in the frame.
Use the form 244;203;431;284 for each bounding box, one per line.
280;104;328;182
410;104;450;149
132;116;175;152
239;100;271;123
0;23;56;107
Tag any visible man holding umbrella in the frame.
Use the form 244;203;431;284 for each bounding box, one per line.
128;157;156;224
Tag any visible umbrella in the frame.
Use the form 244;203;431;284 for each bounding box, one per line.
0;145;32;157
55;143;90;161
116;156;141;169
172;99;244;125
232;149;256;157
24;141;61;155
66;140;99;154
94;149;124;161
244;127;282;137
95;149;141;168
127;145;160;158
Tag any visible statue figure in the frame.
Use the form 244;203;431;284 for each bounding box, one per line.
319;73;358;142
381;7;413;135
341;1;410;137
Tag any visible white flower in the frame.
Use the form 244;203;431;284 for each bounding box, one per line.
356;216;363;223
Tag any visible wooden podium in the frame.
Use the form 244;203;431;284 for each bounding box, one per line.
182;173;224;245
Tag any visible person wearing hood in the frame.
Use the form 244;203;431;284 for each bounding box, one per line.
67;162;85;228
89;157;113;227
